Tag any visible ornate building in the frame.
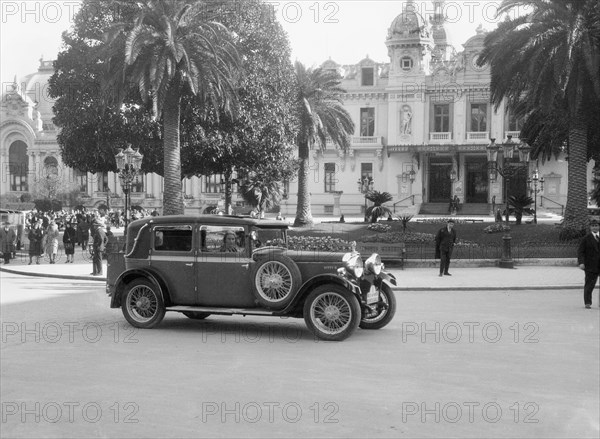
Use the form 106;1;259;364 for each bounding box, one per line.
0;59;244;214
0;2;586;217
279;0;576;218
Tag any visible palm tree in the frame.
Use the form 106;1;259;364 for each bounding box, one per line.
365;191;393;223
103;0;240;215
478;0;600;234
293;62;354;227
508;194;534;225
239;173;282;217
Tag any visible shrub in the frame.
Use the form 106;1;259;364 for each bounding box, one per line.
396;213;414;232
367;223;391;233
558;227;586;242
483;224;511;234
286;236;353;252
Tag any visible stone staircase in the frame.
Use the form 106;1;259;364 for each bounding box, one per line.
419;203;491;216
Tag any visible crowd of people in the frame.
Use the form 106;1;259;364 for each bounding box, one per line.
0;207;138;267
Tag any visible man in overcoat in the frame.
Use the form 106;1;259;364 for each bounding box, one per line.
90;218;108;276
577;219;600;309
435;219;457;277
0;222;16;264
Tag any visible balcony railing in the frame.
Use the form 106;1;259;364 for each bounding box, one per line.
466;132;489;141
429;132;452;142
505;131;521;139
351;136;383;147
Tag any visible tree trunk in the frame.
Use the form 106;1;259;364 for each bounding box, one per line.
224;168;232;215
162;79;184;216
293;141;313;227
563;112;589;231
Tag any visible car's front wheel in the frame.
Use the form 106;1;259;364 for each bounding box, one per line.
122;279;166;328
359;284;397;330
303;284;361;341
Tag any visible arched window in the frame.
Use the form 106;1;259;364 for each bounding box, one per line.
8;141;28;192
43;156;59;178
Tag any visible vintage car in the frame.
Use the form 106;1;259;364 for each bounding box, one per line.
107;215;397;341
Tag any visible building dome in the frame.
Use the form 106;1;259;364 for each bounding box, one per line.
19;58;55;123
387;1;430;41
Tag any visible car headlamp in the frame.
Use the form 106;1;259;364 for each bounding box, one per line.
364;253;382;275
342;252;363;278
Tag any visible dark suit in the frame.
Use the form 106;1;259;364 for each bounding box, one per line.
577;232;600;306
92;226;108;275
435;225;457;275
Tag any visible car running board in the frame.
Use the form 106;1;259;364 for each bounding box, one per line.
166;305;286;317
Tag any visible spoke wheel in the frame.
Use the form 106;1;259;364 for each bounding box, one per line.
303;284;360;341
122;279;165;328
251;255;301;309
359;284;397;330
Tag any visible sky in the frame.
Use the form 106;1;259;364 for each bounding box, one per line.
0;1;517;89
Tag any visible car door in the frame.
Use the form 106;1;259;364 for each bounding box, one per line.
196;225;255;307
149;224;196;305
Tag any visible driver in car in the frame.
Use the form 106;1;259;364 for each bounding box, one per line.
220;231;242;253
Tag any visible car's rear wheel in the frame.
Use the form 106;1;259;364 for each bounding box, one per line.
303;284;360;341
182;311;211;320
122;279;166;328
359;284;397;330
251;254;301;309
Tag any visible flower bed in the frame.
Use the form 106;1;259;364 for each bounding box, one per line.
286;235;353;252
483;224;511;234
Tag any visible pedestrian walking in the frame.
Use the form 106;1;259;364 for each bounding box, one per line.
577;219;600;309
435;218;457;277
28;219;45;265
90;218;108;276
45;220;60;264
0;222;16;264
78;216;91;250
62;221;77;263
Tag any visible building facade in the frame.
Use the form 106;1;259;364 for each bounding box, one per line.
279;1;577;219
0;60;246;214
0;2;588;217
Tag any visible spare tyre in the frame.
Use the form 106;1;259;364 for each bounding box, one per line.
251;254;302;309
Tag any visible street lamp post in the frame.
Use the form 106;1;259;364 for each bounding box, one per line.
357;176;374;222
115;144;143;233
527;170;544;224
487;136;531;268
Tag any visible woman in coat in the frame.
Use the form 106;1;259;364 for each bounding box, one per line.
45;221;60;264
62;221;77;263
28;219;45;265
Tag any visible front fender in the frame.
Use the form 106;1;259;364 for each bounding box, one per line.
281;273;360;316
111;268;169;309
379;271;397;287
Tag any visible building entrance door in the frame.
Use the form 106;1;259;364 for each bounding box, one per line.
465;156;489;203
428;157;453;202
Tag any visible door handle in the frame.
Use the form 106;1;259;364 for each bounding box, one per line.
185;263;193;267
241;264;249;269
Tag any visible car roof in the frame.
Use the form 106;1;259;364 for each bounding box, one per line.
130;214;287;229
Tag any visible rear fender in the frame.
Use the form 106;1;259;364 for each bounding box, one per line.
282;274;360;316
111;268;169;308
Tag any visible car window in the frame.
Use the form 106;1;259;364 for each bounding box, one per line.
200;226;245;253
254;227;287;247
153;226;193;252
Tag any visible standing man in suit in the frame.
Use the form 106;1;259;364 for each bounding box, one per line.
577;219;600;309
435;219;457;277
90;218;108;276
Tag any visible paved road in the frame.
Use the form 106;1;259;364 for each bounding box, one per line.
1;273;598;438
